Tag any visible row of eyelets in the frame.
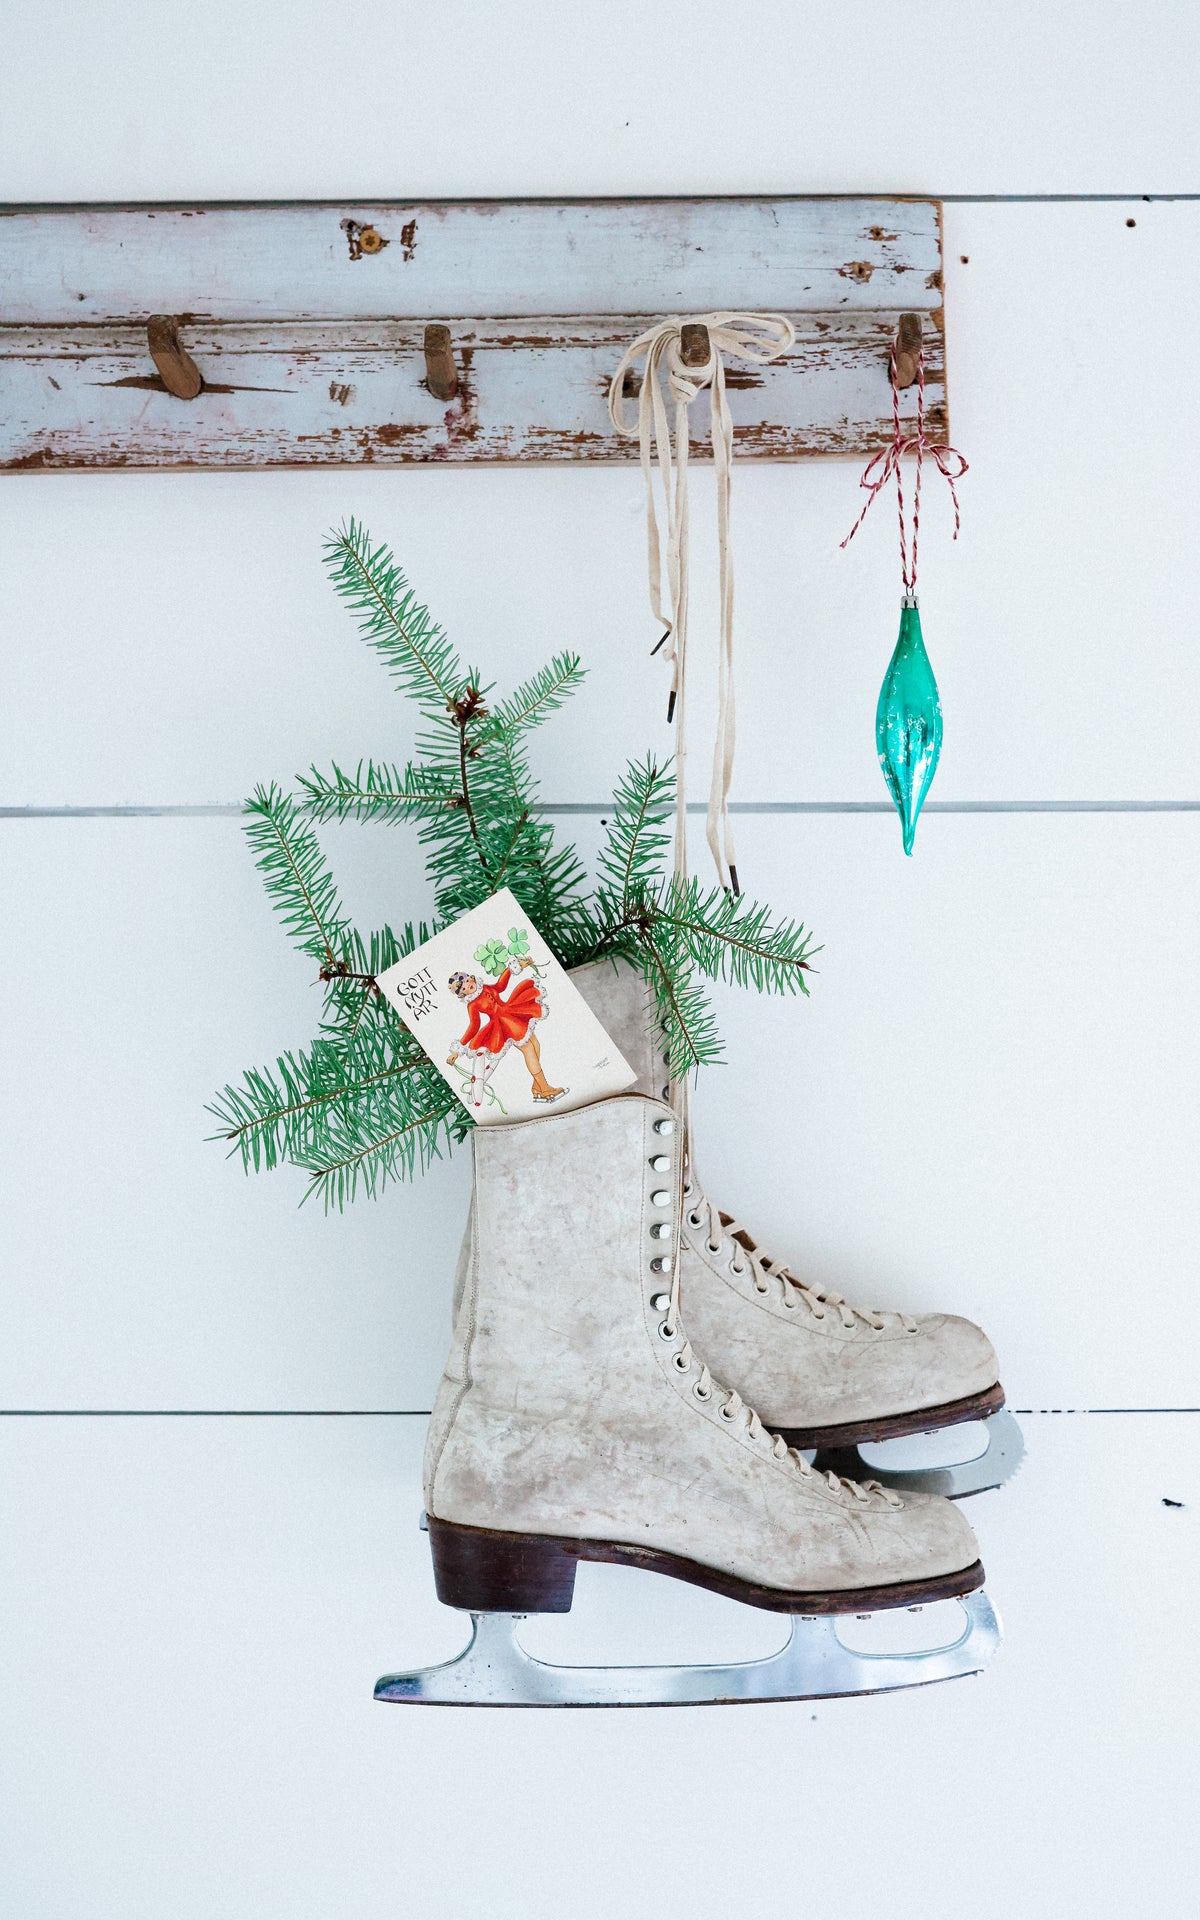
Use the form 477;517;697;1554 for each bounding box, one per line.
649;1119;675;1330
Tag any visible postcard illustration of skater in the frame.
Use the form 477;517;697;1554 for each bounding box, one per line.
376;888;636;1124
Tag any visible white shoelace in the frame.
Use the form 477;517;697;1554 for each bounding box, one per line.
657;1317;901;1507
685;1183;919;1336
607;313;795;893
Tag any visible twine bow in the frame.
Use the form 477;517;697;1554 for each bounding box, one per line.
608;312;795;891
841;346;968;596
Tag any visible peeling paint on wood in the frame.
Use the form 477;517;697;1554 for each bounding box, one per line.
0;198;945;468
0;312;946;468
0;198;943;322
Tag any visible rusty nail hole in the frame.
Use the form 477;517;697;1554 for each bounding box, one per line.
1126;217;1137;228
960;254;969;264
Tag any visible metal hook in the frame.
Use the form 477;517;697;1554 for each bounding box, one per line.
679;322;711;369
424;323;458;402
893;312;922;390
147;315;203;400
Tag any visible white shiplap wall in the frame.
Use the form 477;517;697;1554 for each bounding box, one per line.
2;5;1199;1916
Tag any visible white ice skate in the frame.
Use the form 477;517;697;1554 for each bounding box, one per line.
564;959;1023;1500
376;1094;1001;1708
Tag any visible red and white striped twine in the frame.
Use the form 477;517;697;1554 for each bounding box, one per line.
841;346;968;597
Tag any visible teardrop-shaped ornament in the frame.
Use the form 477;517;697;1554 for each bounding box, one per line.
876;596;943;855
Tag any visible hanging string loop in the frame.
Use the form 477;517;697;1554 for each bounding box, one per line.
841;345;968;597
608;312;795;892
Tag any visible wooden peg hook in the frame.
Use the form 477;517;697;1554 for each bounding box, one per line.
147;314;203;400
679;322;712;368
893;312;922;390
423;323;458;402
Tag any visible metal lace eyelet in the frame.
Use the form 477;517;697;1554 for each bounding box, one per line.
705;1240;720;1256
649;1257;669;1274
651;1292;671;1311
653;1118;675;1137
657;1320;676;1341
650;1155;671;1173
718;1403;737;1422
730;1260;746;1277
692;1381;712;1401
811;1308;825;1321
650;1223;672;1242
671;1351;690;1373
754;1280;769;1295
651;1190;672;1207
687;1210;702;1228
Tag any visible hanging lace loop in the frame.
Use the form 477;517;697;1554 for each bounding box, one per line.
840;345;968;596
608;312;795;893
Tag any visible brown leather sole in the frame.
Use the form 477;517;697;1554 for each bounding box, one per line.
775;1381;1006;1452
427;1515;985;1617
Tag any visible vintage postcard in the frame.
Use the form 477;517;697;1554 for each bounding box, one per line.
376;889;636;1124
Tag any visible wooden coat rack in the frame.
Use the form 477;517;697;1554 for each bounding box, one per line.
0;198;946;470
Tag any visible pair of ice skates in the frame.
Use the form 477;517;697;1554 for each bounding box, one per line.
378;962;1021;1708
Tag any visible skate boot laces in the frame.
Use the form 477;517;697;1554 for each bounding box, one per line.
658;1281;902;1511
683;1182;918;1336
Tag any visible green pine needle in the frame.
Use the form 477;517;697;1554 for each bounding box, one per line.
597;753;674;912
216;522;819;1209
323;521;467;715
244;783;350;966
481;652;586;741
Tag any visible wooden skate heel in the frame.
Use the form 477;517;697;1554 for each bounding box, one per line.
427;1517;579;1613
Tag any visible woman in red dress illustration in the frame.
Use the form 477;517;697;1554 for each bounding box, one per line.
447;955;566;1105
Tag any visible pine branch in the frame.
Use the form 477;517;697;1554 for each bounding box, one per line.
319;923;436;1028
297;1082;460;1212
218;524;821;1212
480;652;586;741
654;876;818;995
597;754;674;912
323;521;467;715
633;926;722;1078
296;759;453;826
244;784;349;966
206;1026;428;1173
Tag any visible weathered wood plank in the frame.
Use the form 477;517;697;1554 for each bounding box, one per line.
0;198;942;324
0;311;946;468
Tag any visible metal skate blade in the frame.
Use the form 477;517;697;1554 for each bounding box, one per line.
373;1589;1002;1707
827;1409;1025;1500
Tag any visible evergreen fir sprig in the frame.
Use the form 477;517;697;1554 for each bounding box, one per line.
207;1018;430;1177
596;752;675;913
215;523;817;1210
479;652;586;742
653;877;818;995
636;925;723;1078
296;760;451;826
294;1077;459;1211
323;520;466;714
245;783;351;966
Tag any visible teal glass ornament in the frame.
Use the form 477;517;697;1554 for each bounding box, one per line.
876;596;942;855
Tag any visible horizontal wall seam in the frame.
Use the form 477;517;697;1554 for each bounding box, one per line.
4;801;1200;821
2;1408;1197;1418
4;196;1198;212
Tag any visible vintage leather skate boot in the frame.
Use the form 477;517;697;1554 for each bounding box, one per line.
565;960;1022;1498
426;1094;983;1611
381;1092;1000;1706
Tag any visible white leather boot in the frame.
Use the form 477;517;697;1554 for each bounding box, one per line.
567;959;1021;1497
424;1092;982;1616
